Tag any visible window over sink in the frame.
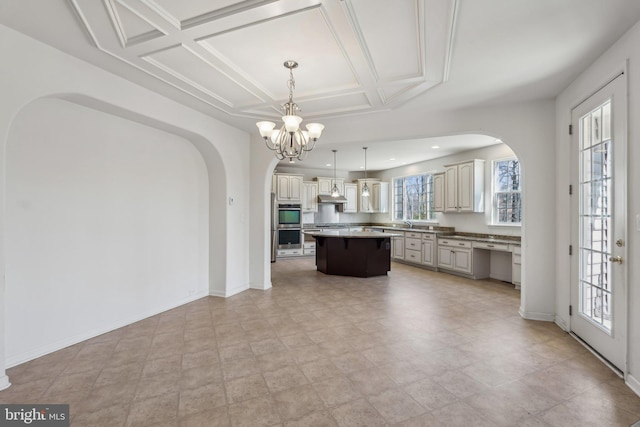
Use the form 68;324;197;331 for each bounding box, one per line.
393;174;436;222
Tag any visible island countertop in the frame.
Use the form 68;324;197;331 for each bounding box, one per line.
303;230;402;238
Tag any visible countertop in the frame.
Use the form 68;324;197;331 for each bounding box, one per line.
303;230;402;238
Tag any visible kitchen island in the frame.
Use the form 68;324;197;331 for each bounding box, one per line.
304;230;401;277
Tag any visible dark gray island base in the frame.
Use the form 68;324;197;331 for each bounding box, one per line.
305;231;400;277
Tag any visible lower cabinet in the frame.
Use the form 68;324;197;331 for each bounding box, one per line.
437;239;474;275
304;241;316;256
391;232;405;259
421;234;435;267
512;245;521;289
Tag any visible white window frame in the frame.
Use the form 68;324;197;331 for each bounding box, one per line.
392;173;437;223
491;157;522;226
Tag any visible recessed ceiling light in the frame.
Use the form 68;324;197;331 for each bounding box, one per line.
326;163;332;167
495;139;502;143
359;166;364;169
432;145;440;149
389;158;396;161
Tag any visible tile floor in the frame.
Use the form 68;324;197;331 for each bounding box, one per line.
1;257;639;426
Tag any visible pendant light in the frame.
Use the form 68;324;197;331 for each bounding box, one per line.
331;150;340;197
361;147;370;197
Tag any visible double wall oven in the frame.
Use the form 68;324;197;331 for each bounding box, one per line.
276;203;302;249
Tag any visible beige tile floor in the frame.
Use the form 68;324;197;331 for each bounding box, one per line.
1;257;639;426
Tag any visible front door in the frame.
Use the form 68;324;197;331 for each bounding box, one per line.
570;74;627;371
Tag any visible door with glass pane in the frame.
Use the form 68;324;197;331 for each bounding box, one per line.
570;75;627;371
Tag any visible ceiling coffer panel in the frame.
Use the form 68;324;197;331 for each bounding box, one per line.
344;0;422;81
141;44;263;107
107;0;165;46
143;0;276;28
199;6;360;103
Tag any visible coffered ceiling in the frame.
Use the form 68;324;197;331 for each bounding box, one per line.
2;0;640;171
70;0;455;120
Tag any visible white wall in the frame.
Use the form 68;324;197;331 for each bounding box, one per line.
6;98;209;366
372;143;521;237
555;20;640;394
0;24;250;386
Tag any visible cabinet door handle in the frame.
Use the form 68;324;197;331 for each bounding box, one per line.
487;244;494;248
458;243;465;246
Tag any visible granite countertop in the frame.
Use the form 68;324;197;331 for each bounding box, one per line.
438;234;520;245
303;230;402;238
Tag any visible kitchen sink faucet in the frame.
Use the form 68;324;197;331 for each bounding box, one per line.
403;220;413;228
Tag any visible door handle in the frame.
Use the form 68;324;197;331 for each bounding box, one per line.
609;256;623;264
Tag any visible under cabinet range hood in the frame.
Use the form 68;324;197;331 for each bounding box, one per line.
317;194;347;203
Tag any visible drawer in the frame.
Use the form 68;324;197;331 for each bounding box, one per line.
389;230;405;236
422;233;435;241
512;254;521;265
304;248;316;255
277;249;303;256
405;231;423;239
405;237;421;250
473;241;510;251
304;242;316;249
438;239;472;248
405;249;421;263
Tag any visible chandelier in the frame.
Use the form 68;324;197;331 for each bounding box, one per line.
256;61;324;162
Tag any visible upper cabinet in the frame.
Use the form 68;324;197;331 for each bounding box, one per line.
343;183;358;213
276;174;303;201
302;181;318;212
443;160;485;212
316;177;344;196
433;172;445;212
371;181;389;213
357;179;376;212
358;179;389;213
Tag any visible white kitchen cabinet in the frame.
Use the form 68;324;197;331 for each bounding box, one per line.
302;181;318;212
371;181;389;213
444;160;484;212
357;179;376;212
421;234;435;266
437;238;473;274
391;232;405;259
276;174;303;201
357;179;388;213
512;245;521;289
303;241;316;256
343;183;358;213
316;177;344;196
433;172;445;212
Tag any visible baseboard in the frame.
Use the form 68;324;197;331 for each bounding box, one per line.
0;375;10;391
6;291;208;368
519;307;555;322
250;281;272;291
210;283;250;298
626;373;640;398
554;316;569;331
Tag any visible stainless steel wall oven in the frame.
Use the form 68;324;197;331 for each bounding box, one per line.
277;204;302;249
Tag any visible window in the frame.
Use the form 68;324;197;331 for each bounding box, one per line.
493;158;522;224
393;174;435;221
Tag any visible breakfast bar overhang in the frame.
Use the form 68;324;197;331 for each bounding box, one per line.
305;230;401;277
